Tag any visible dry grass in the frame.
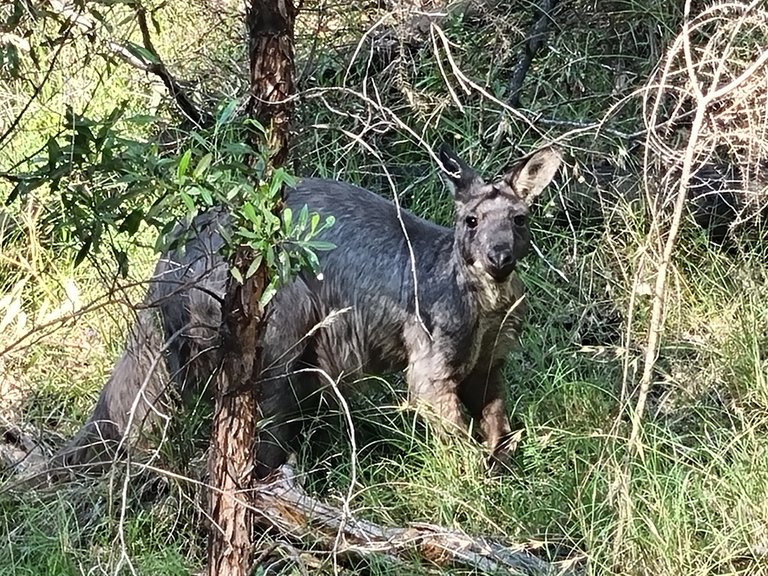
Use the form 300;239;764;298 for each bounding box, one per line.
2;1;768;575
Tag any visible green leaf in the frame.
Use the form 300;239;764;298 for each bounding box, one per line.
200;187;213;206
218;223;232;246
179;190;195;213
151;11;161;34
276;250;292;285
230;267;243;284
282;207;292;231
236;227;259;240
74;237;92;267
123;41;160;65
226;185;241;201
259;282;277;307
125;114;158;125
268;167;294;198
217;100;238;126
264;211;281;232
47;137;62;168
115;249;129;278
119;208;144;235
241;202;257;224
193;153;212;179
6;177;45;204
177;149;192;183
305;240;336;251
221;142;255;156
305;250;320;273
245;253;263;279
244;117;266;136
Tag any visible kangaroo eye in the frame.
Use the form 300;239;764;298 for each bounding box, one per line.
465;215;478;229
513;214;527;226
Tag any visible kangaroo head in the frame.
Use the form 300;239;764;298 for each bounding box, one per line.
439;144;561;283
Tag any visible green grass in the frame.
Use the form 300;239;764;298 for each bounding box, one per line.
3;0;768;574
0;479;201;576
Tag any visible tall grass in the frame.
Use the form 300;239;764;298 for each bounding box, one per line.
2;0;768;574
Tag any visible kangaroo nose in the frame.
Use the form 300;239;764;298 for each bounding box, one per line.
487;244;515;280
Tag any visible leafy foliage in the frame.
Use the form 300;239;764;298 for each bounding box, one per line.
2;1;768;575
4;100;334;299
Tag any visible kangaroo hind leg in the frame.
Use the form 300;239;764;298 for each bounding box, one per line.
255;279;319;477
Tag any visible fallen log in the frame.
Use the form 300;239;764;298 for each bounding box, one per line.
251;464;581;575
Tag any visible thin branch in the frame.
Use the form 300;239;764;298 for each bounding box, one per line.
0;22;73;149
53;0;207;127
124;4;210;126
507;0;560;108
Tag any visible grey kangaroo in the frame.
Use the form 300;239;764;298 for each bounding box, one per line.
51;144;561;478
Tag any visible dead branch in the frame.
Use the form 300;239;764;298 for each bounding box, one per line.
1;435;579;575
632;0;768;448
45;0;207;127
252;465;578;575
507;0;559;108
130;5;207;126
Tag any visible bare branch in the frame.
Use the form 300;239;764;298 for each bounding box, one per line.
131;5;207;127
251;465;577;576
507;0;559;108
46;0;207;127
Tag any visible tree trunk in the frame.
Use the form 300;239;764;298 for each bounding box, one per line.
206;253;266;576
246;0;297;168
206;0;297;575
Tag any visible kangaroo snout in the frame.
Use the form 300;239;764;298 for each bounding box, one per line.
486;243;516;281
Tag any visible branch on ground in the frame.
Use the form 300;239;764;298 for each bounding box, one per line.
251;464;581;576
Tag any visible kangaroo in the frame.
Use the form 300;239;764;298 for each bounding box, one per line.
50;144;561;478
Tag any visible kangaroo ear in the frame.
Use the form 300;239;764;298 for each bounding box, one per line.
505;147;561;205
438;144;478;199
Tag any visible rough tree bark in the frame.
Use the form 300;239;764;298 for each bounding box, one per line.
246;0;297;168
206;0;297;575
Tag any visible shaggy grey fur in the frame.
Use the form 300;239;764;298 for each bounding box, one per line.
52;145;561;477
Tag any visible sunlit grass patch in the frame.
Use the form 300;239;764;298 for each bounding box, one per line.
3;1;768;575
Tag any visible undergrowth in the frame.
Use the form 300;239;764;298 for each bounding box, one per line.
2;0;768;575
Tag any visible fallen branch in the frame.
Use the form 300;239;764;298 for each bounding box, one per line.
2;433;580;575
507;0;559;107
0;420;52;475
252;465;579;575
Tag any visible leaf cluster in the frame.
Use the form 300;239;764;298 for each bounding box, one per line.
3;99;335;301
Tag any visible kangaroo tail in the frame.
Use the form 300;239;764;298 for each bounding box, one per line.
51;301;172;471
49;210;228;476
